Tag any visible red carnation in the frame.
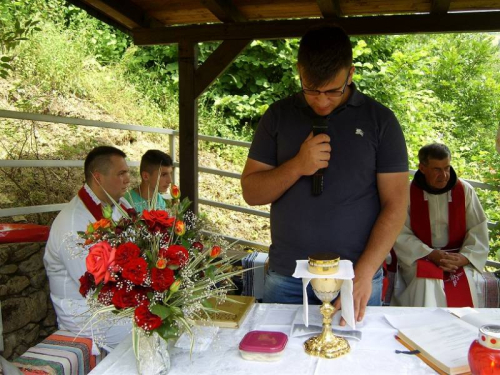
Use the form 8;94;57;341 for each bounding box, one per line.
115;242;141;267
126;208;138;220
79;271;95;297
121;258;148;285
159;245;189;268
151;267;175;292
142;210;175;233
191;242;204;251
112;287;142;309
134;302;162;331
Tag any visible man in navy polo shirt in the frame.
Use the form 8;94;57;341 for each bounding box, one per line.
241;26;409;323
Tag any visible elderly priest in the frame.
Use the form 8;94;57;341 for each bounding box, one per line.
44;146;132;349
393;143;489;308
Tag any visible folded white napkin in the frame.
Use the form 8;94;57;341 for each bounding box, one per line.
292;260;355;329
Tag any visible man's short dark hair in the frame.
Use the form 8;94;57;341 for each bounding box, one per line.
297;26;353;89
418;143;451;165
140;150;173;175
84;146;126;184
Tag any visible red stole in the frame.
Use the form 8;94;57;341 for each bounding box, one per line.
410;180;473;307
78;186;127;221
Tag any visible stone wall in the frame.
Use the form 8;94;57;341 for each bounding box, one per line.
0;242;57;360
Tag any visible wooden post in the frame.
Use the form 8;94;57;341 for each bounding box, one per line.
178;41;199;213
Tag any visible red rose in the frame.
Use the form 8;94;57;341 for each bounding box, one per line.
174;220;186;236
121;258;148;285
210;245;221;258
112;287;143;309
115;242;141;267
142;210;175;233
134;302;162;331
79;271;95;297
159;245;189;268
98;283;117;306
86;241;116;284
170;185;180;199
151;267;175;292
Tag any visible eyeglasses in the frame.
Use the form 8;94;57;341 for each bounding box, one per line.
301;72;350;98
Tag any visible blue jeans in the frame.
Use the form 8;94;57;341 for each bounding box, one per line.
263;267;384;306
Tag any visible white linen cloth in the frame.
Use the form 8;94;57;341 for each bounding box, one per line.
43;184;132;351
292;260;355;328
393;179;489;308
88;305;498;375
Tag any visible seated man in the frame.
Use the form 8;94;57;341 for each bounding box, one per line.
393;143;489;307
125;149;173;214
44;146;131;349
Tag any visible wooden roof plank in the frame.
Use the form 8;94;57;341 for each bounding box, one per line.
201;0;247;23
431;0;451;14
316;0;343;18
133;12;500;45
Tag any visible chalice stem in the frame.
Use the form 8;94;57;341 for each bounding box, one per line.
304;301;350;359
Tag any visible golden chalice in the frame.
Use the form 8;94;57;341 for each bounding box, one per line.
304;253;350;359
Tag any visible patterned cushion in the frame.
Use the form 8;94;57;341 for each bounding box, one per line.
12;331;105;375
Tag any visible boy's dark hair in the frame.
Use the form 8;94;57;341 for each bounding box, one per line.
140;149;173;175
84;146;126;184
297;25;353;89
418;143;452;165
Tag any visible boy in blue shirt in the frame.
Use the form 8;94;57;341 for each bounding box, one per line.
125;150;173;214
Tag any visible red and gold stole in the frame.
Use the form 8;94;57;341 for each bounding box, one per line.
77;185;127;221
410;180;473;307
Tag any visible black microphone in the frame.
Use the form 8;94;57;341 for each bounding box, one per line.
312;117;329;196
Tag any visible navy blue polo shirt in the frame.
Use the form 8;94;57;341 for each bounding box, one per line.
248;84;408;276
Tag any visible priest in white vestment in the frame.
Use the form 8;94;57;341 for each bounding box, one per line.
393;143;489;308
44;146;132;350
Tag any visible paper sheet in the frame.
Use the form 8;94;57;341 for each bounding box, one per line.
292;260;355;329
385;309;456;330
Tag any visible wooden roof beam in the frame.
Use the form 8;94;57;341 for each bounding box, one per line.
316;0;343;19
77;0;163;29
201;0;247;23
195;39;251;98
431;0;451;15
133;12;500;45
65;0;132;35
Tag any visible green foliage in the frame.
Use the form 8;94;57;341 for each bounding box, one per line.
122;39;300;138
1;0;499;257
0;0;41;78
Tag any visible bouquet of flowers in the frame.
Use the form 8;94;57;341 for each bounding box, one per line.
77;184;244;359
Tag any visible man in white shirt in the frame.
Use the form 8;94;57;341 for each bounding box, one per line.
44;146;131;349
393;143;489;307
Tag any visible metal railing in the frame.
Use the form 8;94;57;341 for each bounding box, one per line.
1;109;498;265
0;109;268;250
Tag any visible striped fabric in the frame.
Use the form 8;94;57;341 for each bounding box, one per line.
13;331;104;375
481;271;500;308
242;251;268;301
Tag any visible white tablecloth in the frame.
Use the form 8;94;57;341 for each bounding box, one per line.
89;305;492;375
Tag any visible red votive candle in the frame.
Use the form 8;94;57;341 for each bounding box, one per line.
468;325;500;375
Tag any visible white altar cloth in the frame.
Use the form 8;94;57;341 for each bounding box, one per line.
89;305;496;375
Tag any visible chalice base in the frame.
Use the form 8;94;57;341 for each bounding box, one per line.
304;335;350;359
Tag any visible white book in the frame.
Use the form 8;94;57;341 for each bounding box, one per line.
386;309;500;375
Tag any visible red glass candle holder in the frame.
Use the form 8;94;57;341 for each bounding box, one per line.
468;325;500;375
